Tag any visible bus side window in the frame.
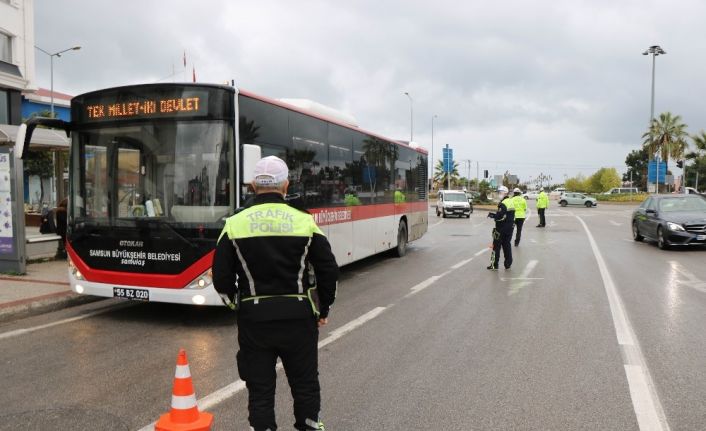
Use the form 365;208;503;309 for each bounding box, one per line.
328;125;354;207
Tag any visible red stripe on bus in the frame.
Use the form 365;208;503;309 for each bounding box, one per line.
66;242;213;289
309;201;428;226
66;201;427;285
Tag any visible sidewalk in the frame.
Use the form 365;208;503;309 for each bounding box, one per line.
0;259;101;323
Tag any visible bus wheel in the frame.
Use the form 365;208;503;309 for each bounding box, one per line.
395;220;408;257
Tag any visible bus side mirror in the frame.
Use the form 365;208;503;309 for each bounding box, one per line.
242;144;262;184
14;124;27;159
16;117;71;159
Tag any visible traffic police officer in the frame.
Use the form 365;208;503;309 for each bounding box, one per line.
536;187;549;227
487;185;515;270
511;188;527;246
213;156;339;431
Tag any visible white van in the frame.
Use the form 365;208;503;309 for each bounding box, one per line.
436;190;472;218
549;187;566;199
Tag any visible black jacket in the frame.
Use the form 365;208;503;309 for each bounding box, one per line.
493;197;515;234
212;193;339;321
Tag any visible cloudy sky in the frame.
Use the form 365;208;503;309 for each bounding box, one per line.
34;0;706;184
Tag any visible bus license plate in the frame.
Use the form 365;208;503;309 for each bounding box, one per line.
113;287;149;301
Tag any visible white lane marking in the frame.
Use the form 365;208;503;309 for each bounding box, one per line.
451;259;473;269
625;365;665;431
575;215;670;431
405;275;443;298
449;248;489;269
667;261;706;294
501;277;544;281
610;220;623;227
319;306;387;348
507;260;538;296
0;302;129;341
137;306;388;431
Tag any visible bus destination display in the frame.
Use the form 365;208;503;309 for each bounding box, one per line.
85;96;205;121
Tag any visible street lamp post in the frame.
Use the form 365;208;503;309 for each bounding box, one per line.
643;45;666;193
404;92;413;142
431;114;437;189
35;45;81;117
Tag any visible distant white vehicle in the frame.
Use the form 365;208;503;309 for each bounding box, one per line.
549;187;566;199
683;187;703;195
523;191;539;200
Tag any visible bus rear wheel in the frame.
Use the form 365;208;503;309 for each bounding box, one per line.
395;220;408;257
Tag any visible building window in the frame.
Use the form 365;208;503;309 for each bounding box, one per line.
0;33;11;63
0;90;9;124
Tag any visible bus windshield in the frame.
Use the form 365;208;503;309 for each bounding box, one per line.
71;121;233;228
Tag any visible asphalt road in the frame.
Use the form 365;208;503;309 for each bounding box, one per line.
1;202;704;430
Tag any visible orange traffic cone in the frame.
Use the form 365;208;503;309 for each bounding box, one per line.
155;349;214;431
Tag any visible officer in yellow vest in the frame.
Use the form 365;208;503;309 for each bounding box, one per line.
536;187;549;227
511;188;527;246
213;156;338;431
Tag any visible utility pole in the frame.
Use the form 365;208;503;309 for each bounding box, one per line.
643;45;666;193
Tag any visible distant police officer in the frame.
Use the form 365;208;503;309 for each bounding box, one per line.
487;186;515;270
213;156;339;431
536;187;549;227
511;188;527;246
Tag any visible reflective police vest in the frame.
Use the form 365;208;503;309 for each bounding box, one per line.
217;201;325;321
512;195;527;219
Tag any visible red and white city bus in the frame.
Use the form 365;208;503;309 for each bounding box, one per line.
21;83;428;306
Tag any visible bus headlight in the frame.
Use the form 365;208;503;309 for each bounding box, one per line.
186;269;212;290
68;258;84;280
191;295;206;305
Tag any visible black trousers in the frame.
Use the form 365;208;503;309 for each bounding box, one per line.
537;208;546;226
491;229;513;268
514;218;525;245
237;318;321;431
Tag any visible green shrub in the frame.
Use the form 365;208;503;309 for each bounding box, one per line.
595;193;649;203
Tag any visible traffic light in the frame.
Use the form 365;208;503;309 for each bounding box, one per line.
676;160;683;168
484;169;489;178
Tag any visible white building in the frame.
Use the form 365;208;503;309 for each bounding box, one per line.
0;0;36;125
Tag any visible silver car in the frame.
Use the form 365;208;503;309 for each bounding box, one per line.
558;192;597;208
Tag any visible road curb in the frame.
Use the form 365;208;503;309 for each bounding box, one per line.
0;291;105;323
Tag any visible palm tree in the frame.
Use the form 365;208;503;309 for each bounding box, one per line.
433;159;460;189
687;130;706;159
642;112;689;163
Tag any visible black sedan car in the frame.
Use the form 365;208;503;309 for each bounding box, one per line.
632;194;706;249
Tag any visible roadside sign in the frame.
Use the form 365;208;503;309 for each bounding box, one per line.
442;147;453;173
647;160;667;183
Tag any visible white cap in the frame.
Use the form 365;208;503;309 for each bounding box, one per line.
497;185;509;193
513;188;521;193
253;156;289;186
540;187;545;191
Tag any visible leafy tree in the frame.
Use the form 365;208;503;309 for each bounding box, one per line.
565;174;587;192
685;131;706;190
624;147;649;189
642;112;689;163
599;167;622;191
24;150;54;205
